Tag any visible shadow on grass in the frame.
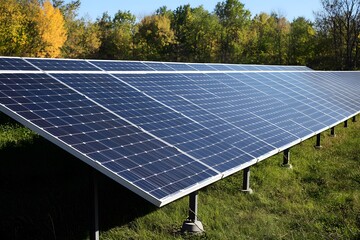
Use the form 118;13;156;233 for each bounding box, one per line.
0;135;156;240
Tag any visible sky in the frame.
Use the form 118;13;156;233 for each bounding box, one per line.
72;0;323;21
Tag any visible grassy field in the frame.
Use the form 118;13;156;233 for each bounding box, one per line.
1;113;360;240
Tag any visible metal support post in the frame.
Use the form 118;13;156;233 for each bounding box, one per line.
181;191;204;234
90;170;99;240
282;148;292;169
352;116;357;122
315;133;322;149
241;167;253;194
330;127;335;137
344;120;348;128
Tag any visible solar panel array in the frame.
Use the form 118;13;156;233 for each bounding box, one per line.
0;57;358;207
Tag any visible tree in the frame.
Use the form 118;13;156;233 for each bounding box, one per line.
52;0;81;22
53;0;101;58
171;4;193;61
188;6;220;62
62;17;101;58
0;0;29;56
214;0;251;63
288;17;316;65
0;0;67;58
315;0;360;69
97;10;136;59
249;12;291;65
251;13;278;64
155;6;173;19
272;12;291;65
36;0;67;57
136;14;175;60
171;5;220;62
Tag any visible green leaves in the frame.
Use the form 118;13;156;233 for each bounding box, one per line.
3;0;360;70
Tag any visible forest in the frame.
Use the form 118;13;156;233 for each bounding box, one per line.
1;0;360;70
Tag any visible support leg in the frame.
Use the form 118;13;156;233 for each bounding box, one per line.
330;127;335;137
181;191;204;234
315;133;322;149
352;116;357;122
282;148;292;169
241;167;253;194
90;170;99;240
344;120;348;128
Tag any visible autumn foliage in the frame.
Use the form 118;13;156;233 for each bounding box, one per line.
0;0;66;57
1;0;360;70
36;1;67;57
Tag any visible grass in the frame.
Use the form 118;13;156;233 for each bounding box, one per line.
0;112;359;240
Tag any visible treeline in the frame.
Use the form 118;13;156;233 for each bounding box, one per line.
1;0;360;70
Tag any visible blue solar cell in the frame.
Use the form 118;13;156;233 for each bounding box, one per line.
143;62;175;71
89;60;153;71
188;64;217;71
52;73;256;172
25;58;99;71
1;57;359;208
264;72;353;120
0;57;38;71
226;72;338;131
226;64;253;71
0;73;219;205
207;64;233;71
164;63;196;71
115;73;278;158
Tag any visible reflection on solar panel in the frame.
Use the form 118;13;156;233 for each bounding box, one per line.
0;56;358;207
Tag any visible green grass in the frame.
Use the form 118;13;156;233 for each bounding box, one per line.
1;113;360;240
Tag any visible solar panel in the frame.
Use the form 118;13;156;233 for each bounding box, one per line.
52;73;256;173
188;63;217;71
227;64;312;71
164;63;196;71
116;73;301;150
89;60;152;71
115;74;277;157
0;73;220;205
0;57;359;208
207;64;233;71
143;62;175;71
25;58;99;71
227;72;341;127
0;57;38;71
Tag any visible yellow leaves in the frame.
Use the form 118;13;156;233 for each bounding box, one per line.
0;0;67;57
307;26;316;37
139;15;175;46
36;0;67;58
137;14;175;60
0;0;28;55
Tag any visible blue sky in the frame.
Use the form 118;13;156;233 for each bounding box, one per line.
73;0;322;21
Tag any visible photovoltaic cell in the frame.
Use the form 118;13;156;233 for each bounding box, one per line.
0;56;359;207
52;73;256;173
207;64;233;71
0;57;38;71
115;73;278;158
25;58;99;71
143;62;175;71
89;60;153;71
188;64;217;71
164;63;196;71
227;64;258;71
0;73;219;205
